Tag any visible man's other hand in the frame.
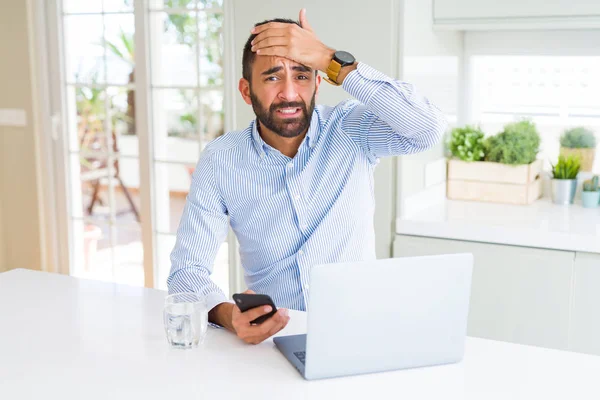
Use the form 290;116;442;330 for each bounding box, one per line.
210;289;290;345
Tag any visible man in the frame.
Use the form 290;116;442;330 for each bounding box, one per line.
168;9;447;345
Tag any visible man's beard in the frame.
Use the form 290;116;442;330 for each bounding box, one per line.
249;88;315;138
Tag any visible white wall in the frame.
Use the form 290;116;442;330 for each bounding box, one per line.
396;0;463;217
231;0;401;258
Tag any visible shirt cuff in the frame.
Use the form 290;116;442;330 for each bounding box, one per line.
342;62;392;105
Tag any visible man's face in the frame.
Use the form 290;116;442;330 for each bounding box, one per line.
240;56;321;138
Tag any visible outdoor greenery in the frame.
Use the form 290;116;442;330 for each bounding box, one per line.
75;0;224;142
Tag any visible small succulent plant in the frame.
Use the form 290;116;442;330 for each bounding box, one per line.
551;154;581;180
583;176;599;192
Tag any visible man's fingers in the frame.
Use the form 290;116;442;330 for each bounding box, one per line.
243;309;290;344
251;29;288;47
299;9;314;32
255;46;291;59
243;289;255;294
238;304;274;324
255;309;289;337
266;311;290;337
252;37;289;52
251;22;294;35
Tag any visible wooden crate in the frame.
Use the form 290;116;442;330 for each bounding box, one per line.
446;159;543;205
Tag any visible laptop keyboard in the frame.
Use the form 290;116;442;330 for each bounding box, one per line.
294;351;306;365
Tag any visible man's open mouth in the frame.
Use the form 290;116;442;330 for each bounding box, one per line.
276;107;301;118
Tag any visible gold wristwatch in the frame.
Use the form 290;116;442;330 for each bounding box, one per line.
324;50;356;86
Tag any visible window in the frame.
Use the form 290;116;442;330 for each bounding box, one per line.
56;0;230;294
470;56;600;172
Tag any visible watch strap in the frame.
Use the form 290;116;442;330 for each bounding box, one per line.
325;58;343;86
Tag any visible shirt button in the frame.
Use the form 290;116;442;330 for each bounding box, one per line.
301;224;308;230
287;162;293;169
298;250;304;256
304;283;309;290
294;194;301;201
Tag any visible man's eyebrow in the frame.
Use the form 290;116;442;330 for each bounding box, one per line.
292;65;312;73
261;66;283;75
261;65;313;75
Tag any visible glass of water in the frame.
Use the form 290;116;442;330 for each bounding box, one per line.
163;293;208;349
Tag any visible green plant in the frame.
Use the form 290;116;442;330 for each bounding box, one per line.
448;125;486;162
560;127;597;149
551;155;581;180
583;176;599;192
484;120;541;165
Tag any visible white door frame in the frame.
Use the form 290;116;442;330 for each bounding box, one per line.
34;0;71;275
222;0;244;295
34;0;243;291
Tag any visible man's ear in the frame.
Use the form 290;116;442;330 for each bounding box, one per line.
239;78;252;105
315;74;322;99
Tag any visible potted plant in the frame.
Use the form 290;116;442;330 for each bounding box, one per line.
448;125;486;162
550;154;581;205
484;120;540;165
582;176;600;208
446;120;543;205
560;127;597;172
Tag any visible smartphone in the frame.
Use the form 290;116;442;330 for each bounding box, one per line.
232;293;278;325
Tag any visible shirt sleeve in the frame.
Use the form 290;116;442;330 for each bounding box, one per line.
167;147;230;314
340;62;448;163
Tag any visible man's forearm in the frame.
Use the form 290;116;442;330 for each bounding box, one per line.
344;63;447;141
209;302;235;332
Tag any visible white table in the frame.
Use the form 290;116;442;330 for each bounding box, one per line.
1;269;599;399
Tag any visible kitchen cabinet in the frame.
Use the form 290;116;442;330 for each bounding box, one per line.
394;234;575;350
569;252;600;356
433;0;600;30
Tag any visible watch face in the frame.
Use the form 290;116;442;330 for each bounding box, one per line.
335;51;355;66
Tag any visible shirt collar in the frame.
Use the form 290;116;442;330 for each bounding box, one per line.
251;110;320;160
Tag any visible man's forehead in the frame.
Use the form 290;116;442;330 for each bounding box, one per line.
254;56;311;73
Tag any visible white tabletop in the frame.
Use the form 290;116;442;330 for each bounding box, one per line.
1;269;599;399
397;198;600;254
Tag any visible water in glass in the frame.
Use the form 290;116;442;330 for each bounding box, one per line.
164;293;207;349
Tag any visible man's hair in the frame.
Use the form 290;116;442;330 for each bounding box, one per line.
243;18;309;83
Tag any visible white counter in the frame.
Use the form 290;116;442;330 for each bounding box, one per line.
396;198;600;254
1;269;600;399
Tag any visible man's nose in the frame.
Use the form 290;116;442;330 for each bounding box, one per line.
278;77;299;102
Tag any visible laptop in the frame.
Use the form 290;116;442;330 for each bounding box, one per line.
273;253;473;380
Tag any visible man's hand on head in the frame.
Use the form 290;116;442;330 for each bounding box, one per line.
249;9;335;73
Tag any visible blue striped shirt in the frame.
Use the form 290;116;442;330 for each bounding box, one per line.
167;62;447;312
